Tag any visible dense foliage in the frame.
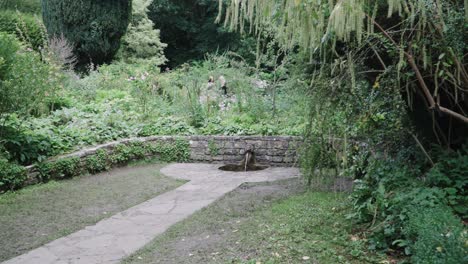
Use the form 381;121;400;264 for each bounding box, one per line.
0;0;466;262
0;0;41;14
0;10;45;50
41;0;132;66
222;0;467;262
148;0;246;66
0;33;62;117
118;0;167;65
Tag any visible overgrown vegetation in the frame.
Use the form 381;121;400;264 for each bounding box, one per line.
1;140;190;192
222;0;467;262
1;0;466;262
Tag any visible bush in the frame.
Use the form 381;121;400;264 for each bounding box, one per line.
0;32;19;80
0;0;42;14
1;126;55;165
37;157;82;180
0;116;58;165
404;206;466;264
109;142;147;165
426;145;468;218
155;139;190;162
0;34;63;116
349;145;468;259
0;158;27;192
85;149;109;174
0;10;45;50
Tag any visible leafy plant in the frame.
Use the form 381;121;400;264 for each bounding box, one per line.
37;156;81;180
42;0;132;66
0;157;27;192
0;10;45;50
85;149;109;174
404;205;467;263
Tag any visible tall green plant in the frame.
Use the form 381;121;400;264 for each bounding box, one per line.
0;32;62;117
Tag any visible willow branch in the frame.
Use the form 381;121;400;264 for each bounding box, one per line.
367;14;468;125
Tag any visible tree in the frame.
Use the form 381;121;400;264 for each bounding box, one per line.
118;0;167;65
148;0;243;66
220;0;468;146
41;0;132;67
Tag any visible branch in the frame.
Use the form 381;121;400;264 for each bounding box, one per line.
366;14;468;125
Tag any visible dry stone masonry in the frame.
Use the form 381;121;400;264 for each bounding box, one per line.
188;136;301;166
24;136;302;187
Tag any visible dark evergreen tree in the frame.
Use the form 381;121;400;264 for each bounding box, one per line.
41;0;132;67
148;0;245;67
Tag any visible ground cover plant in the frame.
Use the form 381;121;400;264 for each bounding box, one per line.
0;161;185;261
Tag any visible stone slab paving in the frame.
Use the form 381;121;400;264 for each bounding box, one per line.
4;163;299;264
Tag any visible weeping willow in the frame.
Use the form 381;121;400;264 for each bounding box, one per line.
219;0;467;52
218;0;468;125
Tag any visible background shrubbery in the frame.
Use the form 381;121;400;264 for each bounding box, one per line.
0;11;45;50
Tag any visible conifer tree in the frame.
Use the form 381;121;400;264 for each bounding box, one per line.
42;0;132;67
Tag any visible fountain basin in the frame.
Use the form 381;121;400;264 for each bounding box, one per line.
218;164;269;172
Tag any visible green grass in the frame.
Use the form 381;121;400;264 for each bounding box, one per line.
123;180;386;264
0;162;185;262
233;192;387;264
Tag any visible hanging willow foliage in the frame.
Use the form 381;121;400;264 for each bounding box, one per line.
218;0;468;126
218;0;467;52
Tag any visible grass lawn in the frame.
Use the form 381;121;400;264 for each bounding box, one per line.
123;179;387;264
0;161;185;262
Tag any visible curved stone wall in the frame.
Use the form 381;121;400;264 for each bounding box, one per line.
24;135;302;186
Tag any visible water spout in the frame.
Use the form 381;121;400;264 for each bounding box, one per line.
219;148;268;172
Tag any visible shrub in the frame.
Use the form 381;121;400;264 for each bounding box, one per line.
0;32;19;80
0;117;57;165
109;142;147;165
426;145;468;218
0;0;42;14
404;206;466;264
42;0;132;66
85;149;109;174
0;10;45;50
0;158;27;192
37;157;82;180
156;139;190;162
0;33;63;117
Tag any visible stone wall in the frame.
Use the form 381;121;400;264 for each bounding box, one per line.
188;136;302;166
25;135;302;182
21;135;302;188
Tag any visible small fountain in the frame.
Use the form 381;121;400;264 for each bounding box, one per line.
219;148;268;172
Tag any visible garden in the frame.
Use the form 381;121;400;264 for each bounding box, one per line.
0;0;467;263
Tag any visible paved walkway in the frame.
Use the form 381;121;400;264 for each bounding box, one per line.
4;163;299;264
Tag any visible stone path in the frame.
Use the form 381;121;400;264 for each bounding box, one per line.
4;163;299;264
